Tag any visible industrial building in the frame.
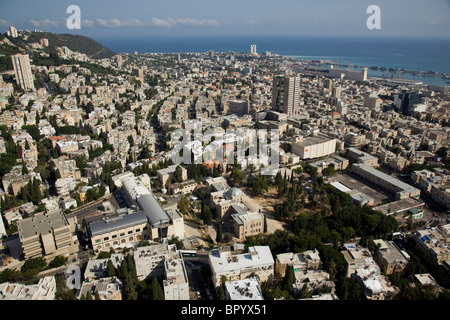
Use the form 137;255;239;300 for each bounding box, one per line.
351;163;421;200
291;134;337;160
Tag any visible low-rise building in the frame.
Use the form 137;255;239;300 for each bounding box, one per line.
275;248;322;280
231;210;264;241
341;243;377;277
157;165;187;186
293;269;335;296
0;276;56;300
351;163;421;200
224;277;264;300
208;246;274;288
373;239;410;275
84;258;109;282
76;277;122;300
351;266;399;300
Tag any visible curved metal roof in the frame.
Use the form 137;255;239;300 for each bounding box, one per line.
137;194;171;227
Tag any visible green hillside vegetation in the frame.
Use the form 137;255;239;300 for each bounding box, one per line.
0;31;115;60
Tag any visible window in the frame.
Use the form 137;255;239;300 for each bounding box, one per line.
143;227;148;230
128;231;133;235
120;233;125;237
129;237;134;241
121;239;126;243
135;229;141;233
95;239;101;243
112;235;117;239
103;237;109;241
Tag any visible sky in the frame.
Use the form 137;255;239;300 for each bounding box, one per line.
0;0;449;40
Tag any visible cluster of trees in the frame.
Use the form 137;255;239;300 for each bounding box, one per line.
0;255;68;284
17;179;44;205
200;199;213;226
99;161;122;192
0;126;19;176
247;175;269;196
187;163;220;182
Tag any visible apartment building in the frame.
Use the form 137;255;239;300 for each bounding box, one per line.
340;243;377;277
11;54;35;91
413;224;450;264
0;276;56;300
347;147;379;167
76;277;122;300
272;75;301;117
373;239;410;275
163;256;190;300
275;248;322;280
134;243;179;281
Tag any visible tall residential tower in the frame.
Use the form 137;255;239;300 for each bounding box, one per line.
271;75;301;117
11;54;35;91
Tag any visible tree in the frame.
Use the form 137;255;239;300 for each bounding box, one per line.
230;167;245;185
94;291;101;300
216;219;223;243
107;259;116;277
22;162;29;175
173;165;183;183
86;291;93;300
48;255;68;269
281;265;295;295
298;283;312;299
148;277;164;300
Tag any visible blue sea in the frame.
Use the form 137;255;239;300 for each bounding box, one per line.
97;36;450;86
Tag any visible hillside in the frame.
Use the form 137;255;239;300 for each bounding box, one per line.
0;31;116;60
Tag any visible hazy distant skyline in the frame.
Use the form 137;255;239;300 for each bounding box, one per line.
1;0;449;40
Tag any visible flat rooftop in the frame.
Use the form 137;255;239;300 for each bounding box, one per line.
209;246;274;275
330;172;392;206
375;197;425;215
224;278;264;300
18;211;69;239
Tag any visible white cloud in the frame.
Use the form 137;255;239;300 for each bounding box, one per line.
94;17;222;28
151;18;176;27
150;17;221;28
96;18;145;28
82;19;95;28
0;19;10;26
30;19;61;27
